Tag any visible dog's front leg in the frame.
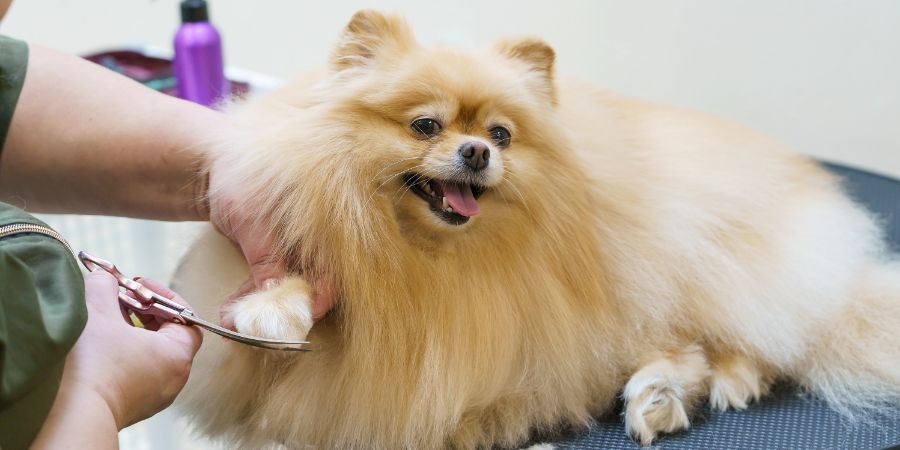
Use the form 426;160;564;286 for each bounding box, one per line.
623;344;710;446
224;276;314;342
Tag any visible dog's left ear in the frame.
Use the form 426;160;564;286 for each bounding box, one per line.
495;38;557;105
331;10;417;72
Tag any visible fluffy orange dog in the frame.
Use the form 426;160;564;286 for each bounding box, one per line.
176;10;900;449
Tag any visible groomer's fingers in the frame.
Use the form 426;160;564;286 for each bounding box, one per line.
133;310;162;331
135;277;183;304
241;234;287;288
157;320;203;357
219;277;254;330
135;277;203;354
84;271;128;321
135;277;192;330
208;186;286;287
218;275;336;326
312;277;337;321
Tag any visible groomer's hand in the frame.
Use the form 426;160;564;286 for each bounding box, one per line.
74;273;202;427
207;164;335;327
208;176;287;288
32;272;203;450
207;166;285;330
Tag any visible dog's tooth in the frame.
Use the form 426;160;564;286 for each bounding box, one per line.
442;196;448;209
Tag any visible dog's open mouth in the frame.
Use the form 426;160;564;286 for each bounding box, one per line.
403;173;486;225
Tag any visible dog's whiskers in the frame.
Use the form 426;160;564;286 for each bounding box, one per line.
370;156;421;179
392;171;426;202
501;169;533;215
364;162;431;211
391;166;449;203
495;185;512;209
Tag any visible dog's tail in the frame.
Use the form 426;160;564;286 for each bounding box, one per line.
797;261;900;418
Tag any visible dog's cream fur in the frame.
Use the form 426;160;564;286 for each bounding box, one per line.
175;10;900;449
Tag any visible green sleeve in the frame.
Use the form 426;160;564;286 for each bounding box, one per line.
0;205;87;450
0;36;88;450
0;34;28;156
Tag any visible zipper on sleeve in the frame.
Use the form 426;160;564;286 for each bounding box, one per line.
0;223;75;256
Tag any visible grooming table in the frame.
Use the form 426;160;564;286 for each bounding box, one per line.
543;162;900;450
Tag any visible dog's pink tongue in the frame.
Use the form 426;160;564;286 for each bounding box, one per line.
440;182;480;216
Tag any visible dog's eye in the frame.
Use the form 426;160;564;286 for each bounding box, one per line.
489;126;511;148
411;118;442;138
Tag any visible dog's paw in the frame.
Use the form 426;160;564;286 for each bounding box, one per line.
623;346;709;446
227;276;314;342
624;376;690;446
708;356;769;412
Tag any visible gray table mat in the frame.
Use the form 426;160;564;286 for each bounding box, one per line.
551;386;900;449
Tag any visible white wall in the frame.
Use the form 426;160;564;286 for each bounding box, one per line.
3;0;898;177
4;3;898;448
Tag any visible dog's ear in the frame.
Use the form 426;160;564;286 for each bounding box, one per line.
495;38;557;104
331;10;416;72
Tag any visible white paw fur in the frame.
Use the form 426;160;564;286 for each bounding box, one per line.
624;346;709;446
708;357;767;411
226;276;314;342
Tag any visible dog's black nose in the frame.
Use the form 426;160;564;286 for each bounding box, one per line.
459;141;490;172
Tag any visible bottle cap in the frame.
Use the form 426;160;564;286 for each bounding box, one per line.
180;0;209;23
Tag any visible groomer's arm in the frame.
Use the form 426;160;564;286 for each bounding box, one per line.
30;274;202;450
0;42;326;298
0;44;224;220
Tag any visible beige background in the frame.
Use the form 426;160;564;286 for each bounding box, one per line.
2;0;899;177
3;1;899;449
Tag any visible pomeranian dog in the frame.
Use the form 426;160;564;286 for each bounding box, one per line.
175;10;900;449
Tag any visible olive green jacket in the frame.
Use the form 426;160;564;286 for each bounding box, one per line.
0;35;88;450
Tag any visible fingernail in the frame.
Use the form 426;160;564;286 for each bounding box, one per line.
263;278;279;290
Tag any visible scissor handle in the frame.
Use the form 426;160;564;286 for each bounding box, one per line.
78;251;310;352
80;251;185;321
79;251;123;279
80;252;156;304
120;290;185;324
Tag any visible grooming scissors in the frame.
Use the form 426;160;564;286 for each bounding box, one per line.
78;251;309;352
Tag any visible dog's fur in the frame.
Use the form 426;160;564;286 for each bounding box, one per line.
175;10;900;449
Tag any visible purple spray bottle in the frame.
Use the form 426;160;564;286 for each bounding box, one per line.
173;0;227;107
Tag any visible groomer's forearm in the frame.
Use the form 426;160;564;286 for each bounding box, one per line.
30;383;119;450
0;44;225;220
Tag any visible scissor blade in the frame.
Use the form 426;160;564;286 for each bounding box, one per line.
180;311;311;352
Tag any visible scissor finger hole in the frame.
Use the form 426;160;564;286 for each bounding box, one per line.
118;303;147;328
133;310;162;330
117;291;151;328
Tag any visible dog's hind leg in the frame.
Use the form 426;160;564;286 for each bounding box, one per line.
796;262;900;417
707;354;774;412
623;344;710;446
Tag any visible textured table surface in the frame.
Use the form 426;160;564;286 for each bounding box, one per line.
551;386;900;449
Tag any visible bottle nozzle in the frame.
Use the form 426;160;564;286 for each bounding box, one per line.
180;0;209;23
